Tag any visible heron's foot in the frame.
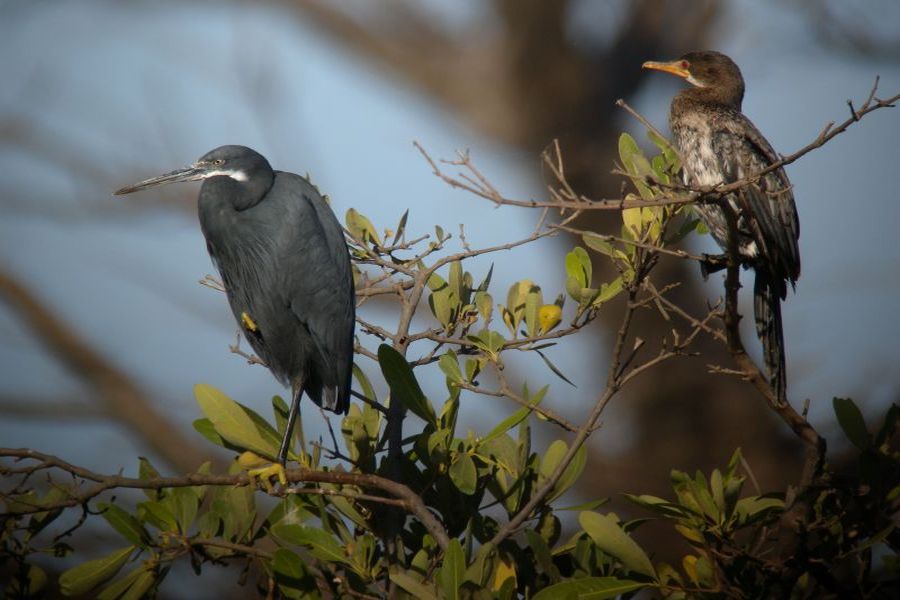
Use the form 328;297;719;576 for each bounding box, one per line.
700;253;728;279
238;451;287;493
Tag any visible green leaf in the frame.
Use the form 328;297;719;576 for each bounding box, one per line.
557;498;610;512
449;452;478;495
618;133;654;198
437;539;465;600
623;494;694;518
345;207;381;245
565;248;591;288
474;290;493;323
192;418;225;448
137;500;177;532
389;569;438;600
272;548;308;595
552;443;587;503
98;503;150;547
137;457;160;501
476;263;494;292
464;542;495;587
194;384;276;458
524;284;543;337
481;385;547;445
525;529;561;583
4;564;47;598
876;403;898;447
579;512;655;577
538;440;587;502
593;276;624;306
96;564;152;600
449;260;465;305
166;487;199;534
734;496;784;524
429;284;454;327
377;344;436;426
535;348;576;387
117;568;155;600
352;364;377;405
833;397;871;450
467;329;505;359
532;576;646;600
59;546;134;596
392;209;409;245
271;523;352;566
439;351;464;385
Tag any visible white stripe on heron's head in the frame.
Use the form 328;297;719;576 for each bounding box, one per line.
202;169;249;182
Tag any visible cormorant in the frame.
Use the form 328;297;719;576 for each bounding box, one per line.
643;51;800;402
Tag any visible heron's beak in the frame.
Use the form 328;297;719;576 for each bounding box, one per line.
114;164;207;195
642;60;690;80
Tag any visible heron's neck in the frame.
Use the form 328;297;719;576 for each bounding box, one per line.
201;171;274;211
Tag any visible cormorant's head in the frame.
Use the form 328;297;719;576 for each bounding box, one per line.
642;51;744;108
114;145;272;195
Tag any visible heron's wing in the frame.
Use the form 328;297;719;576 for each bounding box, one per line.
717;111;800;287
279;174;354;413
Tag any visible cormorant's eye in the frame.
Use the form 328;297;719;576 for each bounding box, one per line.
214;159;225;166
680;60;690;70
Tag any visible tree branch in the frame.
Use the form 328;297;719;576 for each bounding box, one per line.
0;447;450;551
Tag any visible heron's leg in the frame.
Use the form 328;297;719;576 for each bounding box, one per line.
278;385;303;465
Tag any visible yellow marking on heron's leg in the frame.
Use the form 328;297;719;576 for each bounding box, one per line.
241;312;258;332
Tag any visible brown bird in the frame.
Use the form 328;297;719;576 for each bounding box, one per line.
643;51;800;403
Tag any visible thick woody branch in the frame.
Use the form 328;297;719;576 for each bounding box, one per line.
0;447;450;551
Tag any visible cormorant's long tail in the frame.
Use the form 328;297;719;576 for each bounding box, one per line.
753;272;786;403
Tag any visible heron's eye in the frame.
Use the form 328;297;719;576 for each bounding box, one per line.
680;60;690;70
214;159;225;166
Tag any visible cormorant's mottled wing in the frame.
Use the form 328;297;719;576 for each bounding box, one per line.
717;110;800;289
278;173;355;414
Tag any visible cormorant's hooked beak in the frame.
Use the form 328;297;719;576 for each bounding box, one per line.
114;163;209;195
642;59;691;80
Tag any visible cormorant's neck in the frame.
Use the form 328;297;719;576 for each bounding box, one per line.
675;84;744;112
200;170;275;211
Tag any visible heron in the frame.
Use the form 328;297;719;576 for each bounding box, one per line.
643;51;800;402
115;145;355;465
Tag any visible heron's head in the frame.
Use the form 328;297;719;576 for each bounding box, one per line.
114;145;272;195
642;51;744;107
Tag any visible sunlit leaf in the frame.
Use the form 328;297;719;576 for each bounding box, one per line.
450;452;478;495
194;384;276;458
437;539;465;600
579;512;655;577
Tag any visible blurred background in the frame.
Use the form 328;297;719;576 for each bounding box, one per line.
1;0;899;593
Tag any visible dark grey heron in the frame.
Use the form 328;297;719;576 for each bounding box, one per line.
643;51;800;403
115;145;355;464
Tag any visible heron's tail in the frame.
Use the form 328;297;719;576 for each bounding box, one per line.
753;272;787;403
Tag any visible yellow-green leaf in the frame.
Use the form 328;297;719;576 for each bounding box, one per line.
59;546;134;596
579;512;655;577
194;384;276;458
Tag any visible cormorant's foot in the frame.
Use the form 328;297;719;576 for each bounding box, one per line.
238;451;288;493
700;253;728;279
